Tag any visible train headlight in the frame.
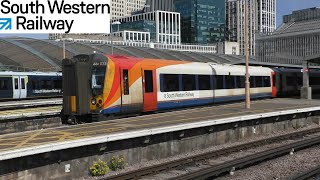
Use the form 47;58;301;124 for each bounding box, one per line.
91;98;97;105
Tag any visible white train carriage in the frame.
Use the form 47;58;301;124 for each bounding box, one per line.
155;63;274;110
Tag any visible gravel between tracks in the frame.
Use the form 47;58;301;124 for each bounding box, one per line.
81;124;320;180
219;145;320;180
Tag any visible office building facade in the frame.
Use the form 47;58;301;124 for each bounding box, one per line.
143;0;175;12
175;0;226;44
256;8;320;65
113;10;181;44
111;0;146;19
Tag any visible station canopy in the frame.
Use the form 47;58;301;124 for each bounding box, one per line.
305;54;320;65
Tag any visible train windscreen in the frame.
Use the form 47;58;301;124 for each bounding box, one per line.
91;63;106;96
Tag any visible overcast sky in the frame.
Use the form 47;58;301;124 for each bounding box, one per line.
0;0;319;39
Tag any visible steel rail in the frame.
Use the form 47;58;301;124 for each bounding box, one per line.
106;127;320;180
288;166;320;180
173;135;320;180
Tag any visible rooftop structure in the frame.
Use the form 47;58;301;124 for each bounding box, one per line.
0;38;254;71
256;7;320;65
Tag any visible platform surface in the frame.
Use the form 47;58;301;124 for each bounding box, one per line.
0;106;61;120
0;98;62;108
0;98;320;160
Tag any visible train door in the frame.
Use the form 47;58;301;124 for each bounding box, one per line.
12;76;27;99
12;76;19;99
142;67;157;112
19;76;27;98
120;68;143;114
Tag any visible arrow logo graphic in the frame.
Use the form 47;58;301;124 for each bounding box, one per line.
0;18;12;30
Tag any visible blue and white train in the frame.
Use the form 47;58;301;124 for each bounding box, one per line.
0;72;62;100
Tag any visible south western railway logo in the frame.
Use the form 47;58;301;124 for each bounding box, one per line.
0;18;12;30
0;0;111;33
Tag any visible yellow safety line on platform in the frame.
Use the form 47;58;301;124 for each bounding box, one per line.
15;130;45;148
119;104;310;132
0;101;314;152
0;106;61;115
56;98;281;134
56;99;307;135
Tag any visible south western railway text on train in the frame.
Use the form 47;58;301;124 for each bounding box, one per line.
0;0;110;33
163;92;196;99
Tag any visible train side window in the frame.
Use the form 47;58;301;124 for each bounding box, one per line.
286;76;300;86
225;76;235;89
14;78;18;89
263;76;271;87
144;70;153;93
54;80;62;89
161;74;179;92
235;76;245;88
249;77;255;88
198;75;211;90
123;69;130;95
32;81;38;90
255;76;263;87
214;75;224;89
0;80;8;90
21;79;25;89
41;80;50;89
182;75;196;91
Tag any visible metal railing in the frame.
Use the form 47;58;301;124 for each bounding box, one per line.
0;65;61;72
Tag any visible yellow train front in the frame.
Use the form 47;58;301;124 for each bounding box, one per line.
61;53;281;125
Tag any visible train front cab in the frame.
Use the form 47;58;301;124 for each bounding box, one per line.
61;54;159;124
61;54;100;124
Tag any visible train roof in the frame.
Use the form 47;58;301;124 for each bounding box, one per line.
209;63;273;76
0;71;62;76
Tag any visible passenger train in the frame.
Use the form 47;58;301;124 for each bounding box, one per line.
61;54;320;124
0;72;62;100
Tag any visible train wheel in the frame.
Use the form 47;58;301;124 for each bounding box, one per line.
60;109;68;124
67;115;77;125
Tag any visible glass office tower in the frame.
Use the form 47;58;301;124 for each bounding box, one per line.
175;0;225;44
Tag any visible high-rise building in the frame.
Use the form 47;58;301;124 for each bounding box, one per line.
174;0;226;44
226;0;276;56
143;0;175;12
111;0;146;19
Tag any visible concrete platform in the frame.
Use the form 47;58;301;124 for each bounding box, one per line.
0;106;61;120
0;98;319;161
0;98;62;109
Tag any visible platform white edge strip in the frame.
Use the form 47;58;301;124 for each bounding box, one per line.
0;106;320;161
0;110;61;120
0;100;62;108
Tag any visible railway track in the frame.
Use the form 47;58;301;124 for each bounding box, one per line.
289;166;320;180
106;127;320;180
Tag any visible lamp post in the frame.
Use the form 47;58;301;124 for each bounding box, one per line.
60;33;66;59
228;0;250;109
111;21;121;55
